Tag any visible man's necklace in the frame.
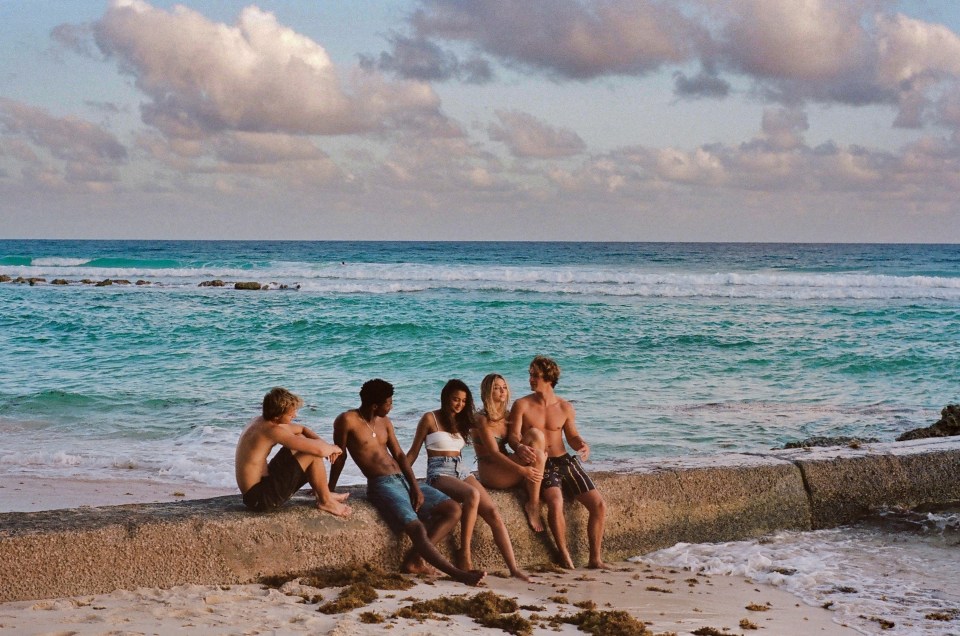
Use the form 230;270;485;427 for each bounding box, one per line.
362;414;377;438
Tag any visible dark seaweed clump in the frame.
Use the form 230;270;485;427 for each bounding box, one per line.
394;590;531;635
259;562;414;591
558;609;651;635
317;582;377;614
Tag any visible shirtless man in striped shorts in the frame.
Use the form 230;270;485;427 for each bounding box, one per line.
508;355;608;569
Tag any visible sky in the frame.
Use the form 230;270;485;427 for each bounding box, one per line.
2;1;960;242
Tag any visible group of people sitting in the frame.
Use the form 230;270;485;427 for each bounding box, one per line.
234;355;608;586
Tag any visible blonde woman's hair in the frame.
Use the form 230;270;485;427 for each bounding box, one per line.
262;387;303;421
480;373;511;422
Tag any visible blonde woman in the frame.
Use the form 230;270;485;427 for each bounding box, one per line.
474;373;547;533
407;379;529;580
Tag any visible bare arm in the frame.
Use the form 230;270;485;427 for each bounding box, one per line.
508;401;537;464
561;403;589;461
475;417;531;478
327;415;349;490
268;424;341;460
404;413;431;467
386;419;423;511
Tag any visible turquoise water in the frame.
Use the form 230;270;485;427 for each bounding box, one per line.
1;240;959;488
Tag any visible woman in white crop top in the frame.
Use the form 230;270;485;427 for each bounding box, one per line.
407;379;529;581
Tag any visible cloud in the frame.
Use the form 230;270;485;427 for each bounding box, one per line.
0;98;126;164
395;0;960;132
92;0;443;138
488;110;586;158
673;68;730;99
407;0;704;79
0;98;126;191
362;33;493;83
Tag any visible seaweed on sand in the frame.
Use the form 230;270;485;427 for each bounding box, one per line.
317;582;377;614
259;562;414;591
556;609;652;635
394;590;532;635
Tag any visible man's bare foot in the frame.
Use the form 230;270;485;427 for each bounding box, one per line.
315;499;352;517
559;553;575;569
587;560;612;570
510;568;532;582
524;501;544;533
454;569;486;586
401;553;438;576
331;491;350;503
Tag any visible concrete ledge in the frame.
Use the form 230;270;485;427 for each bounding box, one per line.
2;438;959;602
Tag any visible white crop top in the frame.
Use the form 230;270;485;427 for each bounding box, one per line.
425;430;465;452
424;412;465;452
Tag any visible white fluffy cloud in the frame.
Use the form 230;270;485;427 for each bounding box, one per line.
94;0;442;138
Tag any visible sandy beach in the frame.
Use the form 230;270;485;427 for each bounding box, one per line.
0;476;854;636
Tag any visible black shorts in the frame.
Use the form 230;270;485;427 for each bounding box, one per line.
541;453;596;498
242;447;308;512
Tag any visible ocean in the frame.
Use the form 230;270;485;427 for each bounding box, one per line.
1;240;958;634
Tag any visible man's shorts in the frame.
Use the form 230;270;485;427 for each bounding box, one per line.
366;473;450;533
541;453;596;498
242;447;309;512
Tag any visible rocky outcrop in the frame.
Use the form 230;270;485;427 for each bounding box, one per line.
783;436;879;449
234;281;262;290
199;279;225;287
2;437;959;602
897;404;960;441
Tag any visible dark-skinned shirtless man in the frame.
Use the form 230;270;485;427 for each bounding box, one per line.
328;378;485;586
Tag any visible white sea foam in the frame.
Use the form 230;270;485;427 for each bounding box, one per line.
4;260;960;299
31;257;91;267
640;526;960;635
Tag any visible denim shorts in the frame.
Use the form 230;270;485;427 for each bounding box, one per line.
366;473;450;533
426;455;470;485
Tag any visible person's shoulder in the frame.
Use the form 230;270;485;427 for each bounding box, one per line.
334;409;358;425
514;393;536;406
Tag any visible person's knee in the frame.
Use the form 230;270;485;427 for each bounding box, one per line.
436;498;462;521
523;428;545;448
463;488;480;510
584;492;606;515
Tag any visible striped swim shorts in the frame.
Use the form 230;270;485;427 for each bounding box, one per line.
541;453;596;498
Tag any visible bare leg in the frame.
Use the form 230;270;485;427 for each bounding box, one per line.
431;476;480;570
401;501;485;586
522;429;547;532
542;487;574;569
297;453;351;517
468;476;530;581
576;489;609;569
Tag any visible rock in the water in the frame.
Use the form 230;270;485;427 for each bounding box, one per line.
234;281;262;290
51;279;70;285
0;275;10;283
897;404;960;441
199;279;225;287
783;436;879;449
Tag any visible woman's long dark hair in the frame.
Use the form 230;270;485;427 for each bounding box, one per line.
439;378;475;441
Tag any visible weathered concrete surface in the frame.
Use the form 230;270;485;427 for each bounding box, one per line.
2;437;959;602
776;437;960;527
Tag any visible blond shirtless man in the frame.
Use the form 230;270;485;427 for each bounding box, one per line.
328;379;485;586
235;387;351;516
509;356;608;569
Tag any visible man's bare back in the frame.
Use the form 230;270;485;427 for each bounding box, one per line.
234;388;350;517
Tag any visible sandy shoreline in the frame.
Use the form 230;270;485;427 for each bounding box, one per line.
0;559;851;635
0;475;854;634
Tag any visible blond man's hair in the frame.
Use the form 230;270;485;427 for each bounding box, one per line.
262;387;303;421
